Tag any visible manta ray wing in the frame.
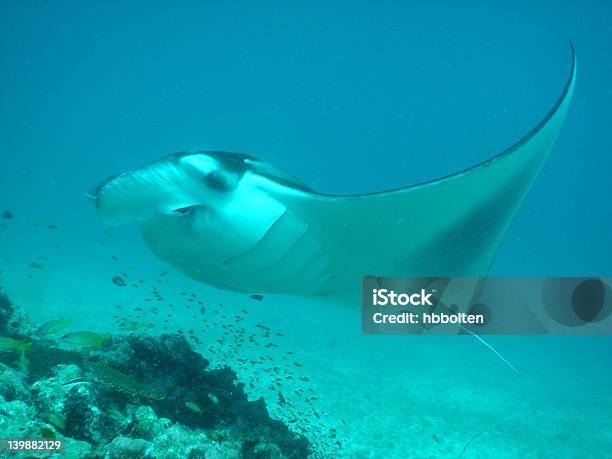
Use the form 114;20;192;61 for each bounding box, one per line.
264;45;576;305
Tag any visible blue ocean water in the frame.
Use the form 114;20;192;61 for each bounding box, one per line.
0;2;611;458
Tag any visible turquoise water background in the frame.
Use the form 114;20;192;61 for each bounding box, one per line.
1;2;611;458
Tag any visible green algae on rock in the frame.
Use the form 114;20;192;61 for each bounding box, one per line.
85;360;166;402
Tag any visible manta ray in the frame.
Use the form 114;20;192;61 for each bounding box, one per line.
89;46;576;308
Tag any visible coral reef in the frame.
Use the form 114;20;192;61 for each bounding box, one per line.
0;289;310;458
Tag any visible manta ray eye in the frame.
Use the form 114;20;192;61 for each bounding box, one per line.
180;154;240;192
204;170;235;192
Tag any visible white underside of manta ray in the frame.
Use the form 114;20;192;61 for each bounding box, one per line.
90;46;576;307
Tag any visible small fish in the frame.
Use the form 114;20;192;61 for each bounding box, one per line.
48;224;58;230
112;275;127;287
60;331;111;348
185;401;202;413
45;413;66;429
29;262;42;269
40;426;56;439
207;393;219;404
249;294;264;301
18;351;30;374
0;336;32;353
108;407;126;421
2;211;14;219
119;320;145;331
36;319;73;336
62;377;87;386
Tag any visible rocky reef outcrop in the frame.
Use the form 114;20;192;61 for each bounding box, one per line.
0;287;310;459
